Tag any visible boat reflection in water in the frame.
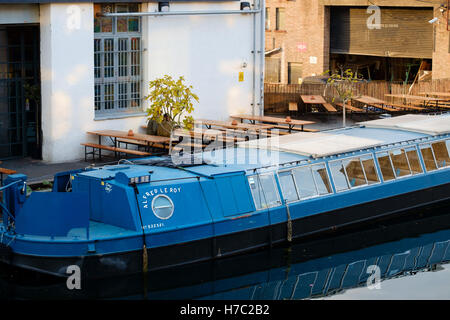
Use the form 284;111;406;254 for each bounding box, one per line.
1;206;450;300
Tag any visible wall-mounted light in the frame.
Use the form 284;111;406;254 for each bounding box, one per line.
240;2;251;11
158;2;170;12
439;4;447;15
429;17;439;24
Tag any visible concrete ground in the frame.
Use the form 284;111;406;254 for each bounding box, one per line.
0;113;378;184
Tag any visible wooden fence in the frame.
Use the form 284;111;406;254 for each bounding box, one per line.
264;79;450;113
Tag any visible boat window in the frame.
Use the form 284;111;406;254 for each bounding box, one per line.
293;166;318;198
278;171;299;202
259;173;281;208
360;154;380;184
248;175;265;210
389;149;411;178
405;147;423;175
420;144;438;172
311;163;332;195
342;158;367;187
432;141;450;168
152;195;174;220
329;161;350;192
376;152;395;182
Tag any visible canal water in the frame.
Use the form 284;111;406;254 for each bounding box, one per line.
1;204;450;300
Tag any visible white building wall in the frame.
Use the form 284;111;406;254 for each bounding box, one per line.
144;1;264;120
40;1;264;163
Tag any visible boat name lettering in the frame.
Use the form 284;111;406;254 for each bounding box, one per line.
142;223;164;230
141;187;180;209
142;187;181;199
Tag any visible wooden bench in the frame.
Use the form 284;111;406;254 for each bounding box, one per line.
322;103;338;113
81;143;151;161
273;125;318;132
371;104;401;113
0;168;17;185
385;103;426;111
335;103;365;113
302;128;320;132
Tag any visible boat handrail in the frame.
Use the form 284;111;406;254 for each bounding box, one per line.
253;134;450;171
0;180;20;192
0;180;20;227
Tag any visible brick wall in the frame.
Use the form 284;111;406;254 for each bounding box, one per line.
266;0;450;84
265;0;329;84
432;6;450;80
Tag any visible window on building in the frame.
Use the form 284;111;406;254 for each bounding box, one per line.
276;8;285;31
94;3;142;117
288;62;303;84
265;8;270;30
265;58;281;83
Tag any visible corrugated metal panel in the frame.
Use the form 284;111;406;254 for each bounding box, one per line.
331;7;433;59
0;4;39;24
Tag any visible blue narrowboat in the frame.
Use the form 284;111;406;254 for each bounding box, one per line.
0;114;449;278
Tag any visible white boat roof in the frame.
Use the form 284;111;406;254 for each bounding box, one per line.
238;113;450;158
239;132;383;158
357;114;450;135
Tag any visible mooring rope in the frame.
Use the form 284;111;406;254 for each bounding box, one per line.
131;183;149;274
285;200;292;243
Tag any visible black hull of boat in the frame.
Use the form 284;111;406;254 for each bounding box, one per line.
1;182;450;279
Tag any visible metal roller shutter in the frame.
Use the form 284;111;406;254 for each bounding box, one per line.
330;7;433;59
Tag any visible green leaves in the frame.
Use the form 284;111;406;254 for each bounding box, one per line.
324;69;362;103
145;75;199;133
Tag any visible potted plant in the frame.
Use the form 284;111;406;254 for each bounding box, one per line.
145;75;199;138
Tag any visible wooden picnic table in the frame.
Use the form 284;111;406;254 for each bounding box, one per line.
301;95;327;104
300;95;337;113
86;130;171;156
352;95;400;113
385;94;444;108
419;92;450;100
230;114;316;133
88;130;171;145
195;119;275;132
353;95;386;105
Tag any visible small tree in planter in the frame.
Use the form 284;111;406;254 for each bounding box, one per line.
323;69;361;127
145;75;199;138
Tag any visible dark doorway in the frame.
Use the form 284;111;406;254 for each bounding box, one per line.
0;25;41;160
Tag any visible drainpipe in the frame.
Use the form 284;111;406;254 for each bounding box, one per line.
251;1;256;116
259;0;265;116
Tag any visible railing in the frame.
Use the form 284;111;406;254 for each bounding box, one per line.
0;180;20;230
264;78;450;113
